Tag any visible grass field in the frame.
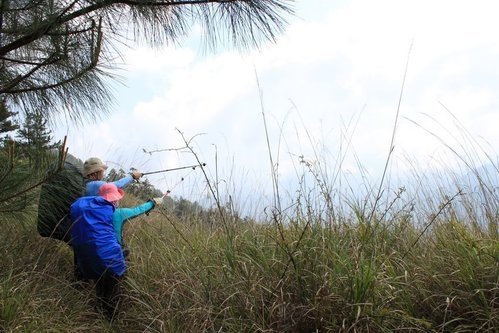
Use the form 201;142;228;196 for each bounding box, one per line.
1;168;497;332
1;121;498;332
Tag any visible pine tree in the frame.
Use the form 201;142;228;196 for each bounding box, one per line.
16;111;58;166
0;0;293;124
0;99;19;146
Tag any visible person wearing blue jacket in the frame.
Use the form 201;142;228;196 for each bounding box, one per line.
82;157;143;195
71;157;143;283
70;182;163;319
70;183;124;319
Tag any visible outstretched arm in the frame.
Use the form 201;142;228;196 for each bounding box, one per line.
112;200;155;244
113;171;142;189
116;201;155;222
112;175;133;189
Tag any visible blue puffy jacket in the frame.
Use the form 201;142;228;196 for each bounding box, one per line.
70;196;125;279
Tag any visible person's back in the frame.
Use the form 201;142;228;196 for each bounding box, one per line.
70;186;127;319
70;196;125;279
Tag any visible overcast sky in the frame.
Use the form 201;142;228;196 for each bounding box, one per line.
55;0;499;213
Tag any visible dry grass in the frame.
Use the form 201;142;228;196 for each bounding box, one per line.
1;192;497;332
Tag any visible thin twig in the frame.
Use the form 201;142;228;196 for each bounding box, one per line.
401;189;463;260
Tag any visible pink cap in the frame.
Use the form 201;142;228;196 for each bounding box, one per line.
98;183;124;202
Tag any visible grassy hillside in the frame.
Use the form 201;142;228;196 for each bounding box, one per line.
0;184;497;332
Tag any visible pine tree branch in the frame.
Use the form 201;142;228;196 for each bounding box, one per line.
0;53;62;93
2;16;104;94
0;0;291;121
0;0;93;55
0;56;56;66
117;0;234;6
0;0;286;56
3;62;97;94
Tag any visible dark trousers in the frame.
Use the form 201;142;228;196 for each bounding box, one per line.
73;251;85;281
95;270;122;319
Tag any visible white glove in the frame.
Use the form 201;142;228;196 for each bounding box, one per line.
152;197;163;206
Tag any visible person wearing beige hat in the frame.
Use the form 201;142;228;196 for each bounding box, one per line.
83;157;142;196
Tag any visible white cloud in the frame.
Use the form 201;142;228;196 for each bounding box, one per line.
130;51;257;137
124;46;196;73
55;0;499;205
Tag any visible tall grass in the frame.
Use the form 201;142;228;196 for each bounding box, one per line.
1;161;497;332
1;119;498;332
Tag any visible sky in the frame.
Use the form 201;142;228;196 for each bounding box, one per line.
55;0;499;215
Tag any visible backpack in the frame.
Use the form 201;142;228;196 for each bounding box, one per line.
37;160;87;243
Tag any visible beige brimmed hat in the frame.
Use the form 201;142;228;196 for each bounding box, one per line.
83;157;108;177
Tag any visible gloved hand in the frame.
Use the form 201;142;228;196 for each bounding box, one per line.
152;197;163;206
131;171;143;180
